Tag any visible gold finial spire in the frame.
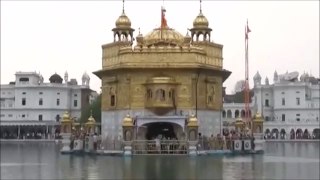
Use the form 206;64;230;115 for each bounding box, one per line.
122;0;125;13
90;109;93;116
200;0;202;13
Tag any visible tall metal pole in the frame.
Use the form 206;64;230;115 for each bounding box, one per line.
244;20;251;131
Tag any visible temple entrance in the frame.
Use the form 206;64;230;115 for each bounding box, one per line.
145;122;177;140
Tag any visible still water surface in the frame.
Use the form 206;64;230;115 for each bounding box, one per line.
1;141;319;180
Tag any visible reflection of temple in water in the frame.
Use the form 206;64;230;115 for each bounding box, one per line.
94;1;231;140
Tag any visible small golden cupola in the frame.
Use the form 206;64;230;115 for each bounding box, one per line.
184;30;192;44
112;0;135;42
136;27;144;46
61;111;71;122
85;110;96;134
190;0;212;42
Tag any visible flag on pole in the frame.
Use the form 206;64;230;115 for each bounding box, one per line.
161;6;168;29
245;20;251;40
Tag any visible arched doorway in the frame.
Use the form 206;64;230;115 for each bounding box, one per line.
312;128;320;139
271;128;279;139
296;129;303;139
303;129;310;139
265;129;270;139
145;122;178;140
280;129;286;139
290;129;295;139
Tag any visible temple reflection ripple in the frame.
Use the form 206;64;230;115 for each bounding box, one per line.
1;141;319;180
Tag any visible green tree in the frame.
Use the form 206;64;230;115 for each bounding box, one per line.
232;89;254;103
80;94;101;123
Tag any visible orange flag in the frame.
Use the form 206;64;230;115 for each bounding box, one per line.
161;7;168;28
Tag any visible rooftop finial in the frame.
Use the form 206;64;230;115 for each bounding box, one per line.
122;0;125;13
200;0;202;13
138;27;141;34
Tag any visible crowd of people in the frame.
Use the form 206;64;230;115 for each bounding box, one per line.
131;130;257;154
69;132;103;151
197;130;255;151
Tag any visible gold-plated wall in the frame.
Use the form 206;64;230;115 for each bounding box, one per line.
96;31;229;115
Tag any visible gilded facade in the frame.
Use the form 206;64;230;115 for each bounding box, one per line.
94;2;231;140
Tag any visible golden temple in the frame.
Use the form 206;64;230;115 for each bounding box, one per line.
94;0;231;140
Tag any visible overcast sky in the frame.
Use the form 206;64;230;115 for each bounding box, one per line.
1;0;319;94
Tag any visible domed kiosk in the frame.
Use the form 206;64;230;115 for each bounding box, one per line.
49;73;63;84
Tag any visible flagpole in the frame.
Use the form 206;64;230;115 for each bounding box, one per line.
244;19;251;134
160;7;163;39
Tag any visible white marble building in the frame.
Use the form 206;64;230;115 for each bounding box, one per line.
0;71;97;139
253;71;320;139
222;71;320;139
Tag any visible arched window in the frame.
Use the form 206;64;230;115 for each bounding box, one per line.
111;95;115;106
55;114;60;122
156;89;166;101
161;89;165;101
235;110;240;118
147;89;152;99
222;110;226;118
169;89;175;100
197;33;204;41
241;110;245;118
109;87;116;107
227;110;232;118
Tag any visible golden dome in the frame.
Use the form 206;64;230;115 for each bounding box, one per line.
253;113;264;122
189;114;198;122
85;110;96;126
143;28;185;46
122;114;133;126
193;12;209;28
61;111;71;122
235;117;244;124
62;111;69;119
187;114;199;127
115;12;131;28
87;115;96;123
123;114;132;122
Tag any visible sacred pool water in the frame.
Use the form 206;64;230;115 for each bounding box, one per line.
1;141;319;180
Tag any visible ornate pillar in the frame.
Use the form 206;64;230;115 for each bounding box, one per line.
85;112;96;135
60;111;73;153
251;113;265;152
122;114;134;156
252;113;263;134
84;112;96;152
234;117;245;134
187;114;199;156
233;117;245;152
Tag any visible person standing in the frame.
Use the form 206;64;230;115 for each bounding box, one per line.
93;133;98;151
